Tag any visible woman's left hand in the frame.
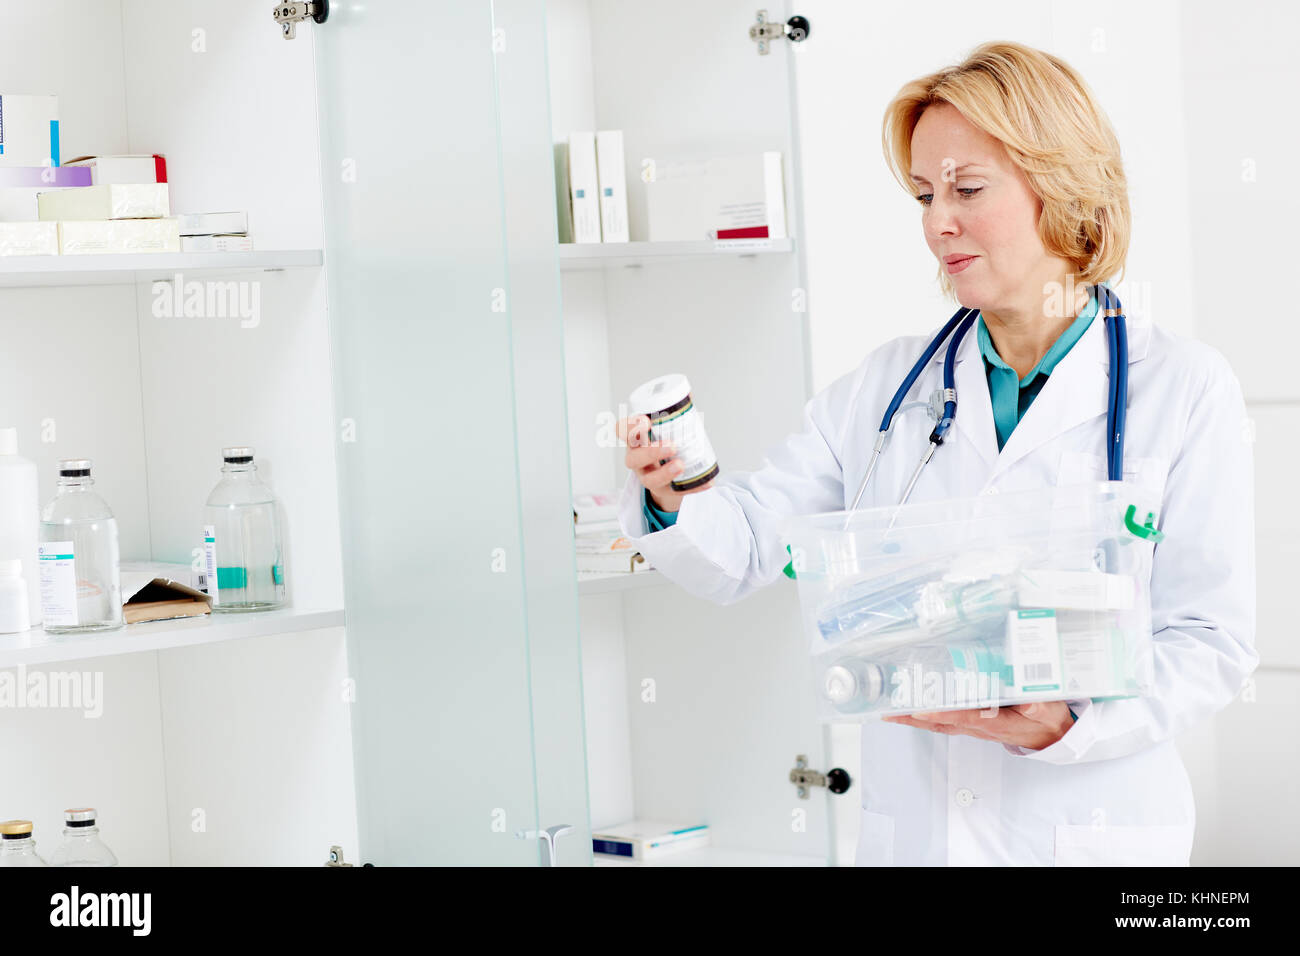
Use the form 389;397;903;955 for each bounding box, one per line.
882;700;1074;751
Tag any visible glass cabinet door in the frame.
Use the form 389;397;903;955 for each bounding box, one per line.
315;0;588;865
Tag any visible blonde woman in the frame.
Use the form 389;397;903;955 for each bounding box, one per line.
615;41;1255;866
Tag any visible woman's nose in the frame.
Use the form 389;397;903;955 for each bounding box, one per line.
924;196;961;240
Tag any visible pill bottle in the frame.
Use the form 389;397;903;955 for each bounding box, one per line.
628;373;719;492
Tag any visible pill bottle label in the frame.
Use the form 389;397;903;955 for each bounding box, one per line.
38;541;79;627
649;395;720;491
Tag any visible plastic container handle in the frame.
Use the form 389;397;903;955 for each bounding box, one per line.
1124;505;1165;543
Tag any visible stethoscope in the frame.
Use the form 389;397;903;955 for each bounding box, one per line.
845;284;1128;521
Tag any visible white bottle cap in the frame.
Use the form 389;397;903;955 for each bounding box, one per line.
629;373;691;417
0;427;17;456
0;559;21;577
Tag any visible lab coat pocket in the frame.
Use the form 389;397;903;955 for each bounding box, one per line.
1056;451;1170;504
854;810;895;867
1053;822;1193;866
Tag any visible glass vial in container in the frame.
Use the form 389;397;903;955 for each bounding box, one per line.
628;374;719;491
39;459;123;634
203;447;286;613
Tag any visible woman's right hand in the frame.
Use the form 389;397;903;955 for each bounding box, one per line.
616;415;715;513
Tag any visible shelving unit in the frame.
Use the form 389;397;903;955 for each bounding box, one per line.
550;0;843;866
0;606;345;668
576;568;664;595
558;238;794;270
0;249;324;288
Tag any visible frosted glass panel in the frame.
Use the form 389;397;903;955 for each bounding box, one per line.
316;1;545;865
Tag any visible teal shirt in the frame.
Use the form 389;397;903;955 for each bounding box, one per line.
644;291;1099;528
977;291;1098;451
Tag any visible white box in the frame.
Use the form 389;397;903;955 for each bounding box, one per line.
0;221;58;256
645;152;787;242
58;218;181;255
595;130;629;243
176;211;248;236
0;186;79;222
0;95;59;167
65;154;166;185
181;234;254;253
566;132;601;243
38;183;170;221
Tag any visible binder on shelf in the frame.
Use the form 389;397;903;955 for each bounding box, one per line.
595;130;629;243
566;131;602;243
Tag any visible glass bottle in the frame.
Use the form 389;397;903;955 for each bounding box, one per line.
822;639;1011;715
39;459;123;634
48;808;118;867
0;820;49;866
202;447;286;612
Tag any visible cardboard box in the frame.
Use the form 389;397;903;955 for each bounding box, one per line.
181;234;254;253
120;562;212;625
0;94;59;167
0;221;58;256
65;154;167;185
38;183;170;221
58;218;181;255
645;152;786;242
176;211;247;236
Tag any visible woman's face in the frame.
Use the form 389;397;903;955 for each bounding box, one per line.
909;102;1073;318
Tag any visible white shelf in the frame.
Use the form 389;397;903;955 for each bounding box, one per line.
559;238;794;271
0;249;324;288
593;846;826;867
577;568;666;595
0;606;345;668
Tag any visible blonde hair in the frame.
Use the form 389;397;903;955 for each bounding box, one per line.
882;41;1130;299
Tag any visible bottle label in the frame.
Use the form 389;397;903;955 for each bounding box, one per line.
203;526;220;606
648;399;717;488
1007;609;1063;693
38;541;79;627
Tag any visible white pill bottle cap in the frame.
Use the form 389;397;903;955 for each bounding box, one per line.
629;373;691;417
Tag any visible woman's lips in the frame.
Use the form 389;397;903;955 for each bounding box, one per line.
945;255;976;275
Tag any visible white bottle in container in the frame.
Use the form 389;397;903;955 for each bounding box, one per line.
0;427;40;628
628;374;720;491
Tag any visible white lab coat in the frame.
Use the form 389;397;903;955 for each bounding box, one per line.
617;311;1258;866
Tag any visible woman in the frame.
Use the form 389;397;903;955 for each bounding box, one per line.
615;41;1256;866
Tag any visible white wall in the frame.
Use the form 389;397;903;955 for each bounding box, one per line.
792;0;1294;864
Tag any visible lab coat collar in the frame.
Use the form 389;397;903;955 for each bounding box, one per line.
926;306;1152;477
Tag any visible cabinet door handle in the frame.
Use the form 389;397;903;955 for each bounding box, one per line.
515;823;575;866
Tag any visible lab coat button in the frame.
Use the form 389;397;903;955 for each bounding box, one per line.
982;486;998;496
954;788;974;807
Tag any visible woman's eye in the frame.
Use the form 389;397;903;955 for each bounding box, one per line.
916;187;982;207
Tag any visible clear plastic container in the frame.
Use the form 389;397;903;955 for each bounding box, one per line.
48;808;118;867
783;481;1161;721
0;820;49;866
38;459;124;634
202;447;286;613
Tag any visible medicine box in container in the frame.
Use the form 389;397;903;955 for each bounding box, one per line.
0;95;59;167
781;481;1162;722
